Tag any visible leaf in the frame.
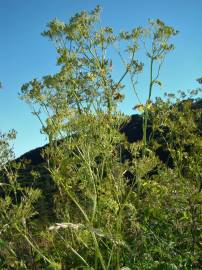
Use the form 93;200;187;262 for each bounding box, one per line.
44;262;62;270
153;262;178;270
153;80;162;87
133;104;145;112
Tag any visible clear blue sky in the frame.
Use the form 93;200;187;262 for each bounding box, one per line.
0;0;201;158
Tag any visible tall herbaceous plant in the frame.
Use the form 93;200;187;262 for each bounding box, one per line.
16;6;202;270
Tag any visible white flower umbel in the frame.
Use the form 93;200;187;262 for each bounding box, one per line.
49;222;84;231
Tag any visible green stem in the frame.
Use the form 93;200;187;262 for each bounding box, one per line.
148;58;154;101
18;230;54;266
92;233;107;270
143;57;154;153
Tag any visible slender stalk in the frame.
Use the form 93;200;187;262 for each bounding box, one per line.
143;57;154;153
92;233;107;270
59;233;90;267
19;230;54;265
148;57;154;101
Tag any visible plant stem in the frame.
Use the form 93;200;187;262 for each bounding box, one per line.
143;57;154;153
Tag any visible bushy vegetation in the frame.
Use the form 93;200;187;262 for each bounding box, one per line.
0;6;201;269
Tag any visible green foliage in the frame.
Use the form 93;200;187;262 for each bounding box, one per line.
1;5;202;269
141;19;178;152
0;131;45;269
0;129;16;168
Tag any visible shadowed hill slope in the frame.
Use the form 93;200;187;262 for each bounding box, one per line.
15;144;48;166
16;98;202;167
14;100;201;169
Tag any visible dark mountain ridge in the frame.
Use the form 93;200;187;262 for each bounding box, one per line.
16;98;202;167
